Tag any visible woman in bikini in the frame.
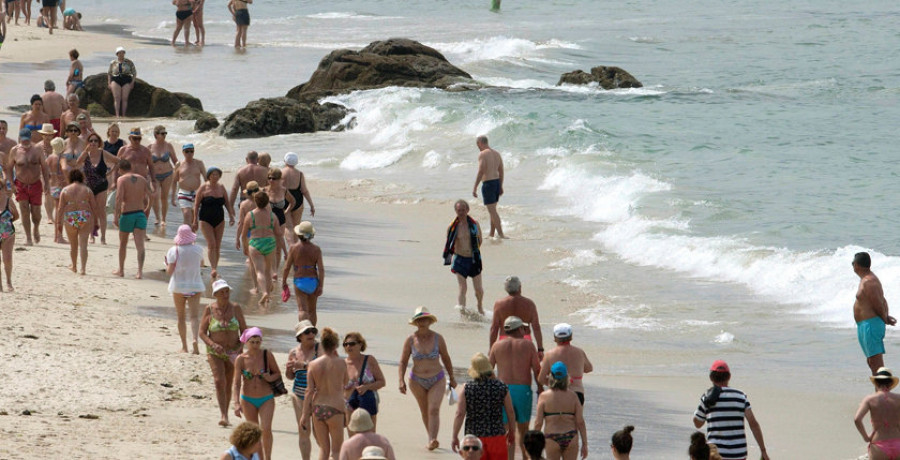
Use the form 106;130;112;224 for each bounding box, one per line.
166;224;207;354
171;0;193;46
398;307;457;451
281;152;315;245
301;327;349;460
45;137;65;232
149;125;178;227
20;94;49;142
533;362;587;460
200;278;247;428
281;221;323;324
235;181;261;293
74;132;118;244
240;192;284;308
343;331;386;431
285;320;319;460
233;327;280;460
194;167;234;279
55;169;97;274
66;49;83;95
265;167;293;254
0;181;19;292
855;368;900;460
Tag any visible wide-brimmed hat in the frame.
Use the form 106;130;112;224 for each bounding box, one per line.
359;446;387;460
50;137;65;155
37;123;57;135
871;367;900;390
504;316;524;332
409;306;437;325
294;221;315;238
467;352;492;379
212;279;231;294
173;224;196;245
284;152;299;166
348;409;375;432
294;320;317;338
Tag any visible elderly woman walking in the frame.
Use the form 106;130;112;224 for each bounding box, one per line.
201;279;247;427
166;224;206;353
451;352;515;459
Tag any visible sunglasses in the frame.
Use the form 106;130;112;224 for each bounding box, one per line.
157;132;167;136
184;149;195;153
461;446;481;452
67;129;79;133
342;341;358;347
89;139;101;144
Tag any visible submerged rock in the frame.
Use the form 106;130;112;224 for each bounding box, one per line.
558;66;643;89
219;98;349;139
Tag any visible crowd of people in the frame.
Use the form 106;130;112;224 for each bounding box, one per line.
3;0;82;36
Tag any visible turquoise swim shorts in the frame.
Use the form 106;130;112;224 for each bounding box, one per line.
503;384;533;424
119;210;147;233
858;316;886;358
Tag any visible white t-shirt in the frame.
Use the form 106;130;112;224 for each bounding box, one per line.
166;244;206;294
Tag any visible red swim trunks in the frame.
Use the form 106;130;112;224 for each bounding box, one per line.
14;179;43;206
50;119;61;138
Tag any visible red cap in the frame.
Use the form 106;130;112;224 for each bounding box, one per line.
710;360;730;373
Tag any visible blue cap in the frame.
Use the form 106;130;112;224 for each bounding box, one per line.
551;361;568;379
182;143;194;151
19;128;32;140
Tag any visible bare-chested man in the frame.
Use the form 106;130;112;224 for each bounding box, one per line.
442;199;484;314
41;80;68;136
171;143;206;226
229;151;268;212
489;316;541;460
853;252;896;375
855;367;900;460
6;128;50;245
538;323;593;406
472;135;505;239
113;159;151;279
489;276;544;355
60;93;93;134
115;127;156;193
0;121;18;185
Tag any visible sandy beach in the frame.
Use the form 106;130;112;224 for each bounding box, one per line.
0;11;884;460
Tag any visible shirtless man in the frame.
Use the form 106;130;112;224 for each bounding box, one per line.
339;409;396;460
171;143;206;227
472;135;505;239
855;367;900;460
115;127;156;191
853;252;896;375
489;276;544;355
489;316;542;460
281;152;315;244
229;151;268;212
60;93;92;134
538;323;593;405
6;128;49;246
442;199;484;314
112;159;151;279
41;80;67;136
0;121;18;185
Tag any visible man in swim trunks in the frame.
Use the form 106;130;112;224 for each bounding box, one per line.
693;360;770;460
41;80;68;137
489;275;544;356
538;323;592;406
855;367;900;460
6;128;49;246
853;251;896;375
443;199;484;314
112;159;151;279
115;127;156;194
229;150;268;212
472;135;505;239
489;316;542;460
171;143;206;227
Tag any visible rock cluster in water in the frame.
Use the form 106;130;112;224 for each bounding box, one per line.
557;66;643;89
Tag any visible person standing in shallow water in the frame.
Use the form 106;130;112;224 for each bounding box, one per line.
853;251;896;375
472;135;505;239
228;0;251;49
443;199;484;314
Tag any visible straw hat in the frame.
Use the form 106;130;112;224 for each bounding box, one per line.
294;221;315;238
37;123;57;136
348;409;375;432
359;446;387;460
409;306;437;325
871;367;900;390
294;320;317;338
467;352;492;379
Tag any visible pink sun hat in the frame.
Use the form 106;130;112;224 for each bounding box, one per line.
173;224;196;245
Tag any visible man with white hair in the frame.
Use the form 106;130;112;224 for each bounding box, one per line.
339;409;396;460
60;93;93;133
41;80;67;136
458;435;484;459
489;275;543;354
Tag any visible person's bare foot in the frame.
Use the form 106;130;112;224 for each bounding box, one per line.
180;347;188;353
258;293;270;309
25;240;33;246
80;270;86;276
478;307;485;315
134;272;143;280
6;284;13;292
33;229;40;243
427;440;439;451
248;287;259;295
218;418;230;427
101;238;107;245
161;221;166;226
112;270;124;277
69;265;77;273
192;342;199;355
211;269;218;280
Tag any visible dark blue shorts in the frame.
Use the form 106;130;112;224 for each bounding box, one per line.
482;179;500;205
451;255;482;278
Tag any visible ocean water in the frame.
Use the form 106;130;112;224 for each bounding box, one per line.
3;0;900;444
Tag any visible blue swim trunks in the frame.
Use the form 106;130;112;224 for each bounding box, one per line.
293;277;318;295
503;384;533;424
118;210;147;233
481;179;500;205
451;254;482;278
858;316;886;358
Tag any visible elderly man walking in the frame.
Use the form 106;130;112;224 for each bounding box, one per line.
538;323;592;405
490;316;541;460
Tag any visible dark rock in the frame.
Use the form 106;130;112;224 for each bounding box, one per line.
6;105;30;114
87;103;111;118
287;38;474;101
220;97;350;139
194;115;219;133
557;66;643;89
77;74;205;118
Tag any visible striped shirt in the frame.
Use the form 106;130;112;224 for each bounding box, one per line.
693;386;751;460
